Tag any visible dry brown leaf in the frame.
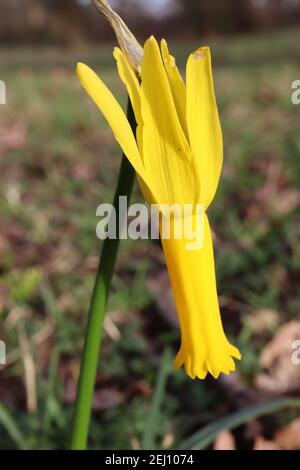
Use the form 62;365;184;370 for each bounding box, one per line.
274;418;300;450
214;430;236;450
256;320;300;394
254;436;281;450
248;309;280;335
275;189;300;215
92;388;124;410
0;122;26;154
0;232;9;256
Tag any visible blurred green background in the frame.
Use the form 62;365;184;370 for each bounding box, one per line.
1;0;300;451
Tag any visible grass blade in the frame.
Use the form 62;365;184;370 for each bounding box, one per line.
70;99;136;450
141;348;172;450
179;398;300;450
0;403;27;450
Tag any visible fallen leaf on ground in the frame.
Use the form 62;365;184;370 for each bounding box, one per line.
274;418;300;450
248;309;280;335
256;320;300;394
214;430;236;450
254;436;281;450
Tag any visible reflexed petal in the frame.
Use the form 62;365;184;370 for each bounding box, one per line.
141;36;198;206
186;47;223;209
76;62;145;179
113;48;142;126
113;47;144;157
160;39;188;138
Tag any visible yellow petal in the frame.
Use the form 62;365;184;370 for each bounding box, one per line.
140;37;197;207
186;47;223;209
113;47;142;126
113;47;144;159
76;62;145;179
112;49;157;204
160;39;188;139
161;213;241;379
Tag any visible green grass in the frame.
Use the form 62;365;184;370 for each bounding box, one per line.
1;28;300;449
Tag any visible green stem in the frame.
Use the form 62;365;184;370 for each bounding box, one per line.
70;99;136;450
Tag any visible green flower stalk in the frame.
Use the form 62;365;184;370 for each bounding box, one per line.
71;102;136;450
71;0;140;450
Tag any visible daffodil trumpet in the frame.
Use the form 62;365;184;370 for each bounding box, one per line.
161;213;240;378
77;36;241;379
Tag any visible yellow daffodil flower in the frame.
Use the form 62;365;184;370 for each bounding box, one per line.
76;36;241;379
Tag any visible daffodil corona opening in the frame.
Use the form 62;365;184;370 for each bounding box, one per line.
77;36;241;379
